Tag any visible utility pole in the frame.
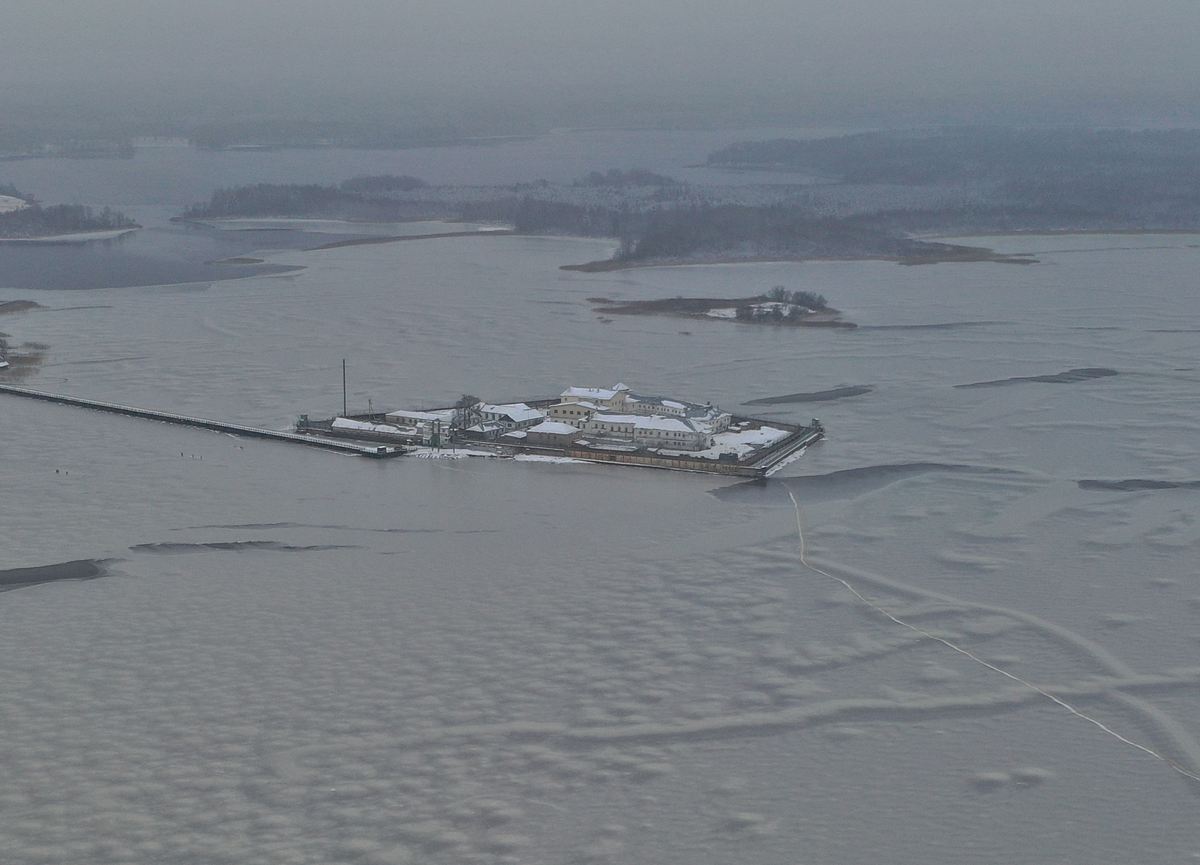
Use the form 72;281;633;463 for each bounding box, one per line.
342;359;347;417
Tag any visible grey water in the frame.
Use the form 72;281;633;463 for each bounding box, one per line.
0;216;309;290
2;136;1200;864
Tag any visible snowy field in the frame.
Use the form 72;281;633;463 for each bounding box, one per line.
0;193;29;213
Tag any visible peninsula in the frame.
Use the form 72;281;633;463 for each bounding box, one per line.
176;169;1030;270
0;185;139;240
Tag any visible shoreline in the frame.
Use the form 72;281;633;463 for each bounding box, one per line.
922;228;1200;238
0;227;140;244
562;246;1034;273
305;229;514;251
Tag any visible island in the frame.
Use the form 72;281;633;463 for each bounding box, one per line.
175;128;1200;271
296;383;823;477
177;169;1027;267
177;175;431;222
587;287;855;329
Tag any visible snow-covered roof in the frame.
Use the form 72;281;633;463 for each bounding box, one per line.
385;408;450;423
587;413;639;425
527;421;581;435
480;402;544;422
333;418;401;433
562;386;618;401
634;416;697;433
561;400;600;411
626;393;708;413
588;414;699;433
502;429;528;439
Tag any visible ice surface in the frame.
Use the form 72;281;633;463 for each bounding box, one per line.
1;152;1199;863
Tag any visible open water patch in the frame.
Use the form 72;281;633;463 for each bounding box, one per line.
744;385;873;405
955;367;1118;388
0;559;108;591
1078;479;1200;492
130;541;355;554
0;225;315;290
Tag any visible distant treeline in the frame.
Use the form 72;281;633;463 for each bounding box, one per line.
181;174;1016;264
578;168;681;188
707;128;1200;184
183;176;430;220
614;205;923;262
707;128;1200;231
458;198;641;237
187;120;529;151
0;189;139;238
461;199;995;265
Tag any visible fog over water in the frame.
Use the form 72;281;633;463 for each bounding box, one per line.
2;133;1200;862
4;1;1200;126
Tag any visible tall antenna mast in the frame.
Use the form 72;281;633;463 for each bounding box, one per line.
342;359;347;417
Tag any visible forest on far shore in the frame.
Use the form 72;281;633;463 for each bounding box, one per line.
0;186;139;239
176;128;1200;268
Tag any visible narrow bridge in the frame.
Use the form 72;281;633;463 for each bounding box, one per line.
0;383;402;458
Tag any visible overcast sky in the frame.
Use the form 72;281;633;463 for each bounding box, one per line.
4;1;1198;124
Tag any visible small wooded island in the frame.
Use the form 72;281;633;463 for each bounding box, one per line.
589;286;855;329
0;185;139;240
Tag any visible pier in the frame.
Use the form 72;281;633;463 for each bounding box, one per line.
0;384;402;458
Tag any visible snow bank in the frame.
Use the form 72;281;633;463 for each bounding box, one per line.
694;425;791;459
408;447;498;459
0;195;29;214
513;454;586;464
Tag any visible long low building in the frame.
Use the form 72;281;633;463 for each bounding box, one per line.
581;413;710;450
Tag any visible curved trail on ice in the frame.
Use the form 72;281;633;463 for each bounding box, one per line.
788;491;1200;787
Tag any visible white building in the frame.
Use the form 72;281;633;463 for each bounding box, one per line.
581;413;711;451
545;399;604;425
625;392;732;434
559;383;631;411
478;403;545;430
383;408;453;444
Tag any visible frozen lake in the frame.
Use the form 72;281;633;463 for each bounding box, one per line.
1;137;1199;863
